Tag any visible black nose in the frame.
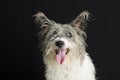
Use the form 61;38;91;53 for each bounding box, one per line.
55;41;64;48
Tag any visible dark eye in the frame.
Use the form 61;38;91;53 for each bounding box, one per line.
67;32;72;38
53;31;57;35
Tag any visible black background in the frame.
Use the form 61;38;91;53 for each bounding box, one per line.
0;0;120;80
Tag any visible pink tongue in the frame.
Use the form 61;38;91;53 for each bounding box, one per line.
56;49;66;64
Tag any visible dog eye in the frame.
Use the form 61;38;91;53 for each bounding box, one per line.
52;31;57;35
67;32;72;38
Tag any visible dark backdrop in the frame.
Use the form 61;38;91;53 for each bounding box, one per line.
0;0;120;80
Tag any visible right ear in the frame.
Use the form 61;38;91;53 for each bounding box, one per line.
33;12;53;29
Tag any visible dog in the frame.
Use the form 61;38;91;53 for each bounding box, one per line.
34;11;96;80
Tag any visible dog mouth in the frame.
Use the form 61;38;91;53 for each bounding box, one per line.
55;48;70;64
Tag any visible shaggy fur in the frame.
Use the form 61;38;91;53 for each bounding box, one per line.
34;11;96;80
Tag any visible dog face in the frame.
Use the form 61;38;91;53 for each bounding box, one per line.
34;11;90;64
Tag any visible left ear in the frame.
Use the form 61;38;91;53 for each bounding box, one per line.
71;11;90;30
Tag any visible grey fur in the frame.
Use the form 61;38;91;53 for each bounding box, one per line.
33;11;95;80
33;11;90;59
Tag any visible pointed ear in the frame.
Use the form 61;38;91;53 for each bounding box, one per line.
33;12;53;28
71;11;91;30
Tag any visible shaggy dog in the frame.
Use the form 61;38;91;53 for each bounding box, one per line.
34;11;96;80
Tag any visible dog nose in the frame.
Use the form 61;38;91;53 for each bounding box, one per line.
55;41;64;48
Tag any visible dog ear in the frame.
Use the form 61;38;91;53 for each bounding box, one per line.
33;12;53;29
71;11;91;30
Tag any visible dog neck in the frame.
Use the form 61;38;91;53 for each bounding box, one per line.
44;54;95;80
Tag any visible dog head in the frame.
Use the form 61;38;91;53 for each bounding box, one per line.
34;11;90;64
